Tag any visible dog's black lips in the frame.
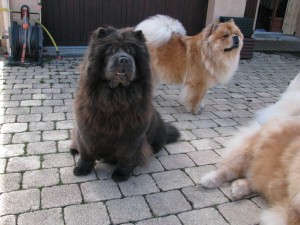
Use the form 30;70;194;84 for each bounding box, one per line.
224;36;239;52
224;44;239;52
109;72;130;89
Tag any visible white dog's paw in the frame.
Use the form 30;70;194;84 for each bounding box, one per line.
200;171;223;188
231;179;251;200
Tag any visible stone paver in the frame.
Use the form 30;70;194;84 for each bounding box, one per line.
119;174;159;196
41;184;82;208
182;185;229;209
158;154;195;170
188;150;221;166
0;159;6;173
178;208;229;225
106;196;152;224
146;190;192;216
0;144;24;158
0;53;299;224
6;156;40;172
133;157;164;175
64;202;110;225
1;123;28;133
81;180;122;202
27;141;57;155
0;173;21;192
23;168;59;188
42;153;74;168
136;215;181;225
0;189;40;216
218;200;261;225
164;141;196;154
152;170;194;191
0;215;16;225
18;208;64;225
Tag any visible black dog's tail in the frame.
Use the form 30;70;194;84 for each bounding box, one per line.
165;123;180;144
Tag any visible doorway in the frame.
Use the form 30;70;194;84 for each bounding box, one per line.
255;0;288;32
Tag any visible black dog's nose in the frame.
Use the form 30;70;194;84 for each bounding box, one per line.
233;36;239;45
118;56;130;65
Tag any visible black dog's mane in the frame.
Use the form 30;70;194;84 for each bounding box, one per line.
74;28;153;136
71;26;180;181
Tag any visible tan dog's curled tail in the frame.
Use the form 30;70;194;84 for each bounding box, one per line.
135;14;186;47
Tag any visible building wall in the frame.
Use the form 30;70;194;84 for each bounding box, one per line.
206;0;247;25
1;0;9;51
295;13;300;37
0;1;5;38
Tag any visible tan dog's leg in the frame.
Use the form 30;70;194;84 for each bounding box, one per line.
200;160;244;188
231;178;253;199
288;150;300;216
201;123;260;188
181;82;207;113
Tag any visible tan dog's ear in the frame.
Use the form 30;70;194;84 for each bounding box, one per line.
228;18;235;23
211;20;220;33
203;20;220;38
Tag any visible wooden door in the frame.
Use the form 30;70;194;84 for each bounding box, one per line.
42;0;208;46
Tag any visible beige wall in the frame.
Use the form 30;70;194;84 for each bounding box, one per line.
0;1;4;37
206;0;247;25
295;12;300;37
1;0;9;52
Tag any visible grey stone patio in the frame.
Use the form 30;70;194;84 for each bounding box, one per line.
0;52;299;225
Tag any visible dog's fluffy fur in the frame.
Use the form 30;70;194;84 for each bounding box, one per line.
135;15;244;113
201;73;300;225
70;27;180;182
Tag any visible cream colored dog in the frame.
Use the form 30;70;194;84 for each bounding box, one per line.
201;73;300;225
136;15;243;113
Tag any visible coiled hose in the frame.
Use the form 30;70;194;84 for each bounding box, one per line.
11;21;40;61
1;8;61;60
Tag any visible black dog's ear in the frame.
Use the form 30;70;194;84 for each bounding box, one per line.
97;28;108;38
134;30;146;41
93;26;116;39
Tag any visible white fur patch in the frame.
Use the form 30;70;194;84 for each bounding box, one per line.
225;122;261;156
135;15;186;47
200;170;224;188
260;206;287;225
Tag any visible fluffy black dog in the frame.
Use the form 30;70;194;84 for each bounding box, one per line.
70;27;180;181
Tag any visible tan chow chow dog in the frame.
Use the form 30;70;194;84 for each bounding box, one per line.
201;73;300;225
135;15;243;113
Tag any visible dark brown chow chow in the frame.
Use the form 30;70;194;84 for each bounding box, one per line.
70;27;180;181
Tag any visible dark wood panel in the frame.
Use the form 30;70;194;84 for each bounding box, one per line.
244;0;259;18
42;0;208;46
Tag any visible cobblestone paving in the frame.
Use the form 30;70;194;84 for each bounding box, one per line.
0;52;300;225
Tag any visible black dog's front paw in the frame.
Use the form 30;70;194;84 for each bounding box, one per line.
73;165;92;176
112;169;131;182
70;148;79;155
